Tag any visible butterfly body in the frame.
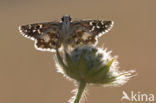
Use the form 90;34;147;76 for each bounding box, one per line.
60;16;73;46
19;15;114;52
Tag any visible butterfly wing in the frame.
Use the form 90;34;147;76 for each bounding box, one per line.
71;20;114;46
19;21;61;52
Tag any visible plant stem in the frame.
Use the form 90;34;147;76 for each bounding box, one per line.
74;81;86;103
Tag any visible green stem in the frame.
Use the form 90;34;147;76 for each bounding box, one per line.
74;81;86;103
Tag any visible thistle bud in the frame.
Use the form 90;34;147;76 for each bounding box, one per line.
55;46;136;86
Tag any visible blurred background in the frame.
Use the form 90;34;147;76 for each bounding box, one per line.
0;0;155;103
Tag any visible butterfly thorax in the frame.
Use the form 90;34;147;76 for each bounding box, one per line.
60;16;73;46
61;15;72;34
62;20;71;34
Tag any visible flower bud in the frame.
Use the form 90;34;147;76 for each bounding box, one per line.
55;46;136;86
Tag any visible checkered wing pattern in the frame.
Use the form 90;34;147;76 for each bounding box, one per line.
19;22;61;52
71;20;114;46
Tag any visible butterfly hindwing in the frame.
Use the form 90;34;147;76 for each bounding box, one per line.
71;29;97;46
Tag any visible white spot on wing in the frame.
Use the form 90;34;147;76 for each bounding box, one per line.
33;30;36;33
91;26;95;31
97;21;114;37
89;22;93;26
18;26;35;41
97;25;100;28
39;24;43;28
38;29;41;34
101;20;104;25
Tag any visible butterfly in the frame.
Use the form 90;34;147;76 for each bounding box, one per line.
19;15;114;52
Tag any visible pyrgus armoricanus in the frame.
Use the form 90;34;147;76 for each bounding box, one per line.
19;15;114;52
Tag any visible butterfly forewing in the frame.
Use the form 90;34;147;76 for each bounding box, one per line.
19;22;61;51
71;20;114;46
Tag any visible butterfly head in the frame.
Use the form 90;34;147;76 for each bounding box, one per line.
61;15;72;23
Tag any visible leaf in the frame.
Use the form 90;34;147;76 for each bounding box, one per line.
86;60;103;79
91;58;114;83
